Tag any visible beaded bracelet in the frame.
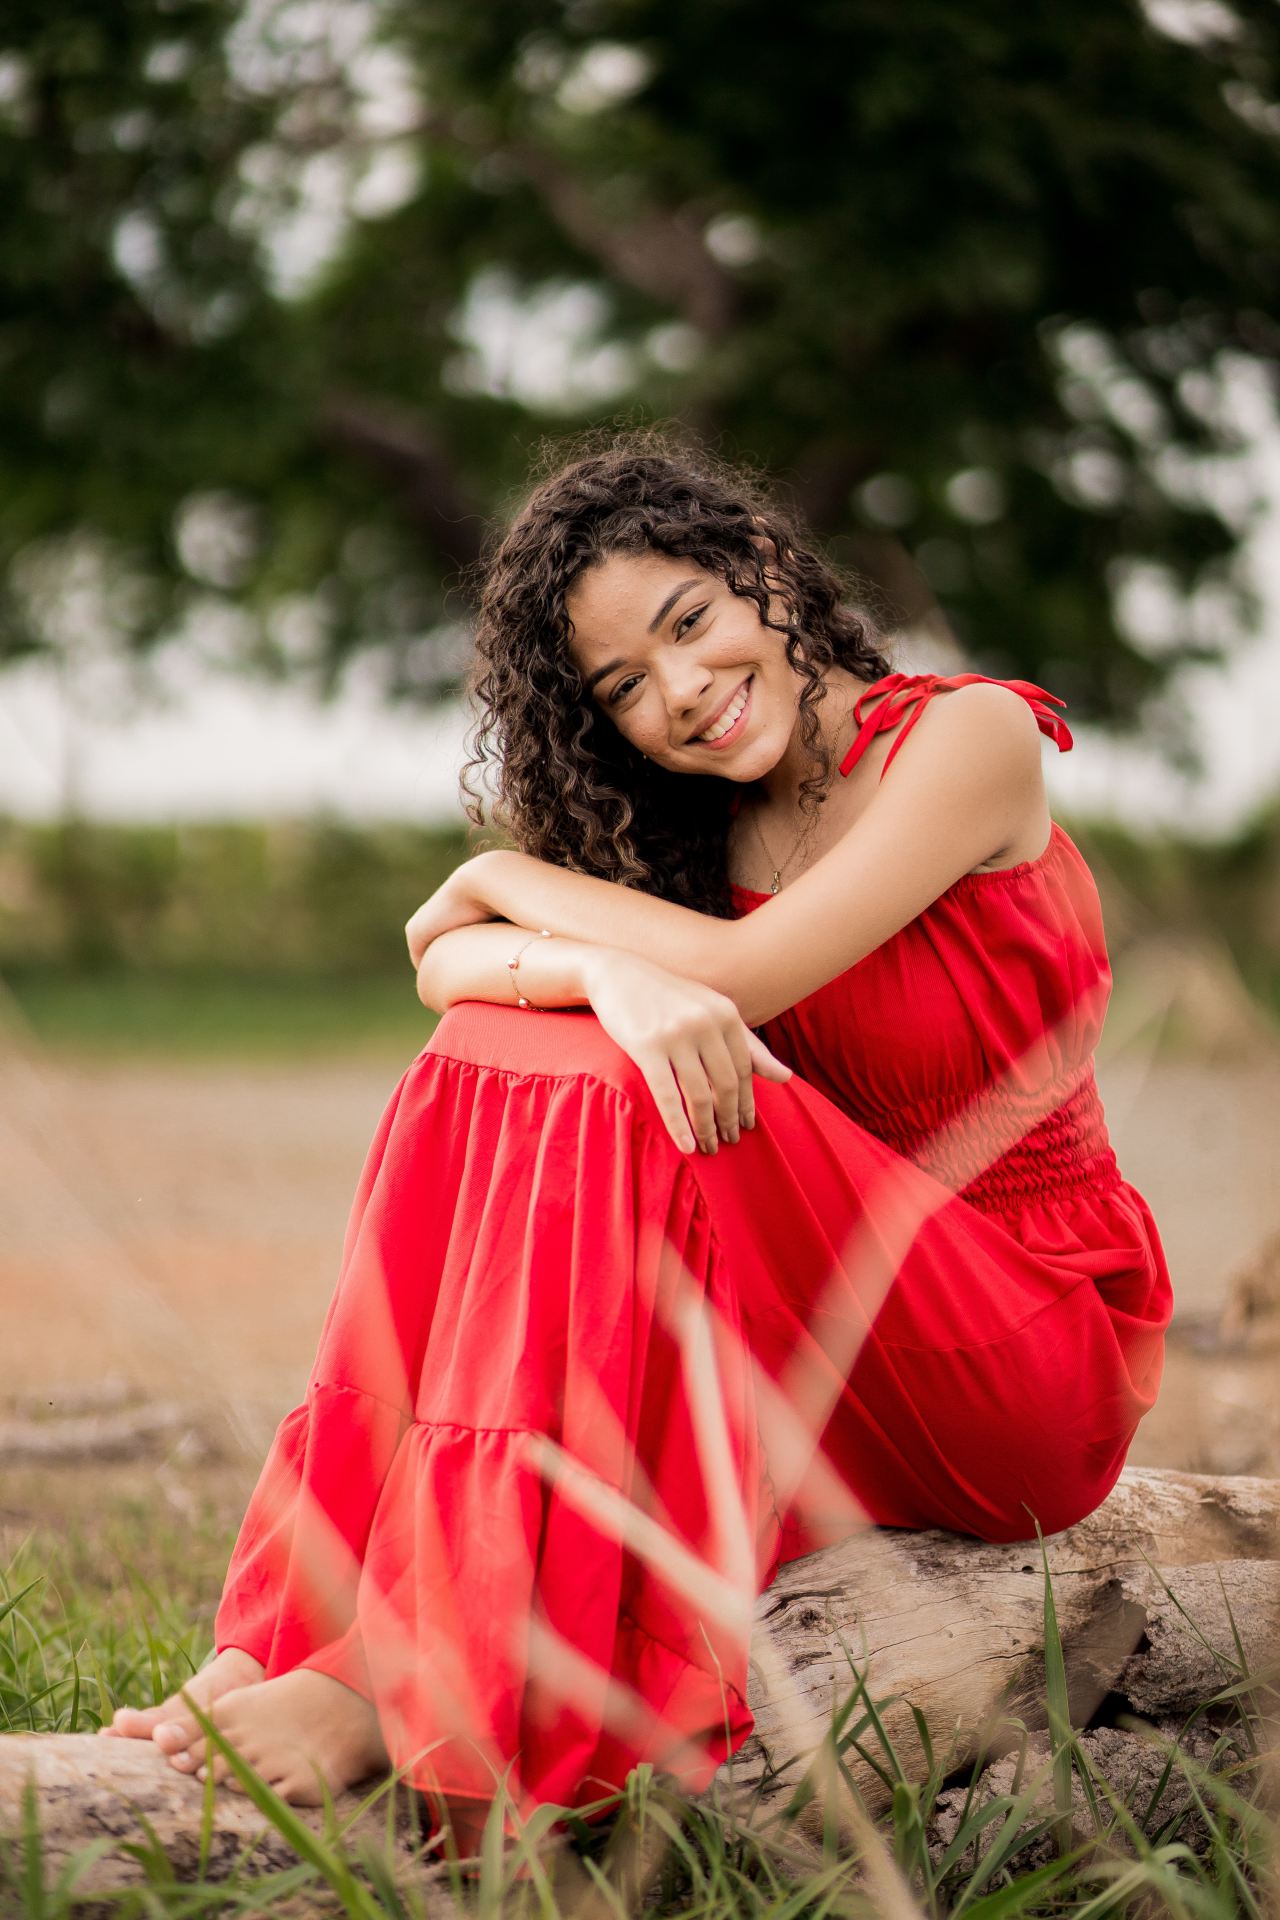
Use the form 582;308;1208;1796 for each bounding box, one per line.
507;928;552;1008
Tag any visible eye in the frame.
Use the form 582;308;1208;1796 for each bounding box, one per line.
675;604;707;639
608;674;642;706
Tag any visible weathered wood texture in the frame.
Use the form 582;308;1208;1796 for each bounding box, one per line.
729;1465;1278;1824
0;1734;446;1900
1;1467;1275;1892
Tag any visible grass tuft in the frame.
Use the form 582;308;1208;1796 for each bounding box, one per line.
0;1476;1274;1918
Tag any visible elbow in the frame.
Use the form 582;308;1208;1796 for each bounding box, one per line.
415;955;450;1016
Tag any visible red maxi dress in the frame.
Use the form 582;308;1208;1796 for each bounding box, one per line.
213;671;1172;1827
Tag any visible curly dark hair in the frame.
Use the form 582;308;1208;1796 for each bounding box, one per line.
460;427;894;919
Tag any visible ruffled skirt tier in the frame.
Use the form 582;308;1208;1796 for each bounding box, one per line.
214;1001;1171;1822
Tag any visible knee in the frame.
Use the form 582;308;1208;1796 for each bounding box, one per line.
428;1000;655;1107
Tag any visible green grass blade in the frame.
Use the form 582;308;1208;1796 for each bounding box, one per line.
180;1694;381;1920
1034;1521;1076;1856
20;1778;46;1920
955;1852;1079;1918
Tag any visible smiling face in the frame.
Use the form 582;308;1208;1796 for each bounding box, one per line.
565;549;806;778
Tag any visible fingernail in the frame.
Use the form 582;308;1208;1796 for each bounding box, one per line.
680;1135;695;1153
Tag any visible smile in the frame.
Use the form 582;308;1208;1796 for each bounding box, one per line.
691;676;753;749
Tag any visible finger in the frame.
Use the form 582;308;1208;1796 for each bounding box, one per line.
669;1043;719;1153
722;1023;756;1132
745;1030;793;1083
636;1054;698;1154
697;1031;743;1144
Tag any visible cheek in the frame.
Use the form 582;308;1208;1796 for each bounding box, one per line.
597;698;651;752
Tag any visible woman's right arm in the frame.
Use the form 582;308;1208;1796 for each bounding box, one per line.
416;924;791;1155
416;920;596;1017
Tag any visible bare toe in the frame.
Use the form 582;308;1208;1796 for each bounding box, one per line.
108;1704;172;1739
153;1715;199;1753
107;1648;265;1745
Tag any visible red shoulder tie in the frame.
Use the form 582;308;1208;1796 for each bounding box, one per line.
839;672;1073;780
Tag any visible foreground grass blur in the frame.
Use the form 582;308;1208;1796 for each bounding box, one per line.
0;1461;1274;1918
2;813;1277;1911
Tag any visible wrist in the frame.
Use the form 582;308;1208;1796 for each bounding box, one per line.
574;942;608;1003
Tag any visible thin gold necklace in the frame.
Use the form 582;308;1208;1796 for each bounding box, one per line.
749;801;815;895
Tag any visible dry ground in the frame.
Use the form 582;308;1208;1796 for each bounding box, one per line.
2;1031;1278;1483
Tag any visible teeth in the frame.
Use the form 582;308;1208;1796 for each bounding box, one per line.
698;682;749;742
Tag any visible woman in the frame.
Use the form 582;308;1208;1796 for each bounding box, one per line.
105;434;1171;1834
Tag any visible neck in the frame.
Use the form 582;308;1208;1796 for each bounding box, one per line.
755;666;871;811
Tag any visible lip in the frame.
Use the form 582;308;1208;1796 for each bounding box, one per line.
688;675;753;749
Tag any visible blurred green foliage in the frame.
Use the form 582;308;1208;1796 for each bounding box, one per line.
2;810;1277;1028
0;816;467;977
3;0;1280;732
1084;805;1280;1014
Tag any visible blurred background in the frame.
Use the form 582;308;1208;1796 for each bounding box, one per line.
2;0;1279;1547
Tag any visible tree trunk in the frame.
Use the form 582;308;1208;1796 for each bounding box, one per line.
1;1467;1275;1892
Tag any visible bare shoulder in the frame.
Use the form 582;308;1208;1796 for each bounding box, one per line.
912;680;1045;778
877;680;1050;870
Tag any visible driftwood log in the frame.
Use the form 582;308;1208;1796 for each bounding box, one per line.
1;1466;1276;1893
729;1464;1278;1832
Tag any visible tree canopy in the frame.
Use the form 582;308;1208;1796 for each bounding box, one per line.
3;0;1279;726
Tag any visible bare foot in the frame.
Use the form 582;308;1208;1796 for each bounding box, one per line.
101;1646;265;1743
160;1667;390;1803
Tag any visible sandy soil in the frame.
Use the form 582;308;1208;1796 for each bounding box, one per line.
2;1032;1278;1475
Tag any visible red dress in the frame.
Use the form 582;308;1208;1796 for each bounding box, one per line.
213;672;1171;1828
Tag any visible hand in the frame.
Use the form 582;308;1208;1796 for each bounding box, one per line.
405;864;495;968
580;950;792;1154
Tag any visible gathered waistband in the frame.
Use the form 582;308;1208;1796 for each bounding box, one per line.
872;1069;1120;1217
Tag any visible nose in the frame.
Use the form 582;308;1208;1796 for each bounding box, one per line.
652;650;713;723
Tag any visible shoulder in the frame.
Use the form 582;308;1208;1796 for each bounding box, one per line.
906;679;1045;780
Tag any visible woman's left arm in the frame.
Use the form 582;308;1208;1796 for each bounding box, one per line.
433;685;1047;1028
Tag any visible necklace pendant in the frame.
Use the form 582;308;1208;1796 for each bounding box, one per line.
770;871;781;896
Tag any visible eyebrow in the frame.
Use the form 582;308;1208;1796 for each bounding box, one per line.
582;578;704;694
647;577;702;632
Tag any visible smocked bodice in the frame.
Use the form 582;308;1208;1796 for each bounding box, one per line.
730;674;1120;1220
